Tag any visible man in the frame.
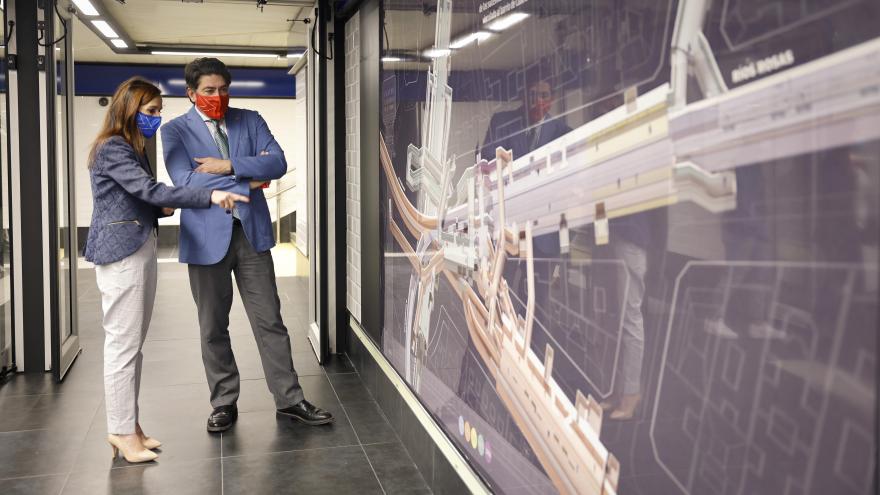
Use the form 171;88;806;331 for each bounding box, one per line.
456;74;575;438
481;76;571;260
480;77;571;163
161;58;332;432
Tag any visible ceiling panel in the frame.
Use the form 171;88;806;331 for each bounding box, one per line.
72;0;311;66
103;0;308;47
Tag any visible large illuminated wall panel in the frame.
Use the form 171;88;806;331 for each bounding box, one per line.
377;1;880;493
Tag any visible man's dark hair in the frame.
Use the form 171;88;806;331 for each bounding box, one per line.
525;68;554;91
185;58;232;90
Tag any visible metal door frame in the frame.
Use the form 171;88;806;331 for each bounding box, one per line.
0;1;15;379
45;0;80;381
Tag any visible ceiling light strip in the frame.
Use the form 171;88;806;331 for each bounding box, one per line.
71;0;99;16
450;31;491;49
91;20;119;38
486;12;529;32
151;50;281;59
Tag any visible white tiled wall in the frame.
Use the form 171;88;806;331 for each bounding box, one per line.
345;12;362;322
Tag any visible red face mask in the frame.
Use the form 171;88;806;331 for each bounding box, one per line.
194;93;229;120
529;99;552;123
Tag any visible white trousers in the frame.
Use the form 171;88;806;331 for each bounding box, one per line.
95;233;157;435
615;239;647;396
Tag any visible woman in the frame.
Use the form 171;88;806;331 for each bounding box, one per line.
85;77;249;463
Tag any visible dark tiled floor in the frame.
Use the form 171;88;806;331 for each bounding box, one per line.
0;263;430;495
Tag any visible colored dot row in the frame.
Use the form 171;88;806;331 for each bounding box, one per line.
458;415;492;463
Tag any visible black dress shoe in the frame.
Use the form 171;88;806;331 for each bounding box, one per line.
277;400;333;426
207;404;238;433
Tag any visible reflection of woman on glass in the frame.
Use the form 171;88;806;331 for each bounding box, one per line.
84;77;248;463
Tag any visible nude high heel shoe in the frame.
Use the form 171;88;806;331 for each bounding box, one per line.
599;396;617;412
136;424;162;450
609;393;641;420
140;436;162;450
108;434;159;463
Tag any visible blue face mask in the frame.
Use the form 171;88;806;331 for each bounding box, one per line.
136;112;162;139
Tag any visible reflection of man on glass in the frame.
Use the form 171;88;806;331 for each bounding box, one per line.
456;73;573;456
482;74;571;260
458;73;571;450
600;218;650;420
481;75;571;164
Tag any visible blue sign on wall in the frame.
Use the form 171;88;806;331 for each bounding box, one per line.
74;63;295;98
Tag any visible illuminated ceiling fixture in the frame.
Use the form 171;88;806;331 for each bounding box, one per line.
423;48;451;58
286;52;305;59
71;0;99;16
166;78;265;89
382;56;403;62
486;12;529;32
111;39;128;49
91;20;119;38
450;31;491;49
230;81;267;88
151;51;280;59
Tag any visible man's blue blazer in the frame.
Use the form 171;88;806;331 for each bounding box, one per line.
161;106;287;265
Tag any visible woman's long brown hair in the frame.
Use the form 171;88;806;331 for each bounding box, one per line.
88;77;161;167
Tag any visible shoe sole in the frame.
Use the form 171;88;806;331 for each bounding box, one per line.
206;421;236;433
276;411;334;426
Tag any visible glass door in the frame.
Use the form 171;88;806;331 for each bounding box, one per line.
47;1;79;380
0;4;13;377
306;38;322;360
306;3;332;362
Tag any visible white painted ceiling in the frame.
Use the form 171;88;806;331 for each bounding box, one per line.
67;0;553;70
72;0;312;67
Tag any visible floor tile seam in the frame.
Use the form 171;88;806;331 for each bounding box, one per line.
325;371;387;495
350;403;431;491
68;455;225;475
220;432;225;495
138;380;212;389
340;400;408;449
143;336;212;342
364;429;430;488
64;397;110;480
57;472;72;495
0;471;70;482
71;399;105;448
359;442;388;495
328;375;378;404
0;426;64;435
218;442;364;460
0;391;67;399
359;440;400;448
231;372;327;384
339;399;386;409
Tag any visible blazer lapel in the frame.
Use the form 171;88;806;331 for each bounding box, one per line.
225;108;243;157
185;106;221;161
